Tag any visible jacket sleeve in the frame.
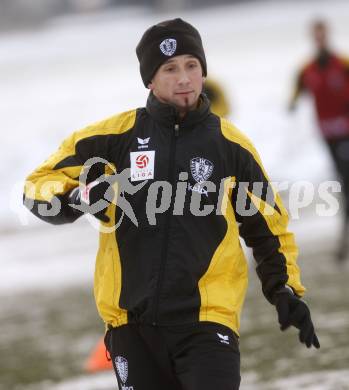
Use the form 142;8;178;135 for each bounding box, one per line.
341;56;349;73
23;110;136;225
221;119;306;302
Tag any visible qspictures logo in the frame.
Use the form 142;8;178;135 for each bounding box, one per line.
21;156;342;233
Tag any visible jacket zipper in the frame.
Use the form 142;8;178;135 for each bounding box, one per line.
152;123;179;325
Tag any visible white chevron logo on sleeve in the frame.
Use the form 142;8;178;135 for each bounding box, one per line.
137;137;150;145
217;333;230;344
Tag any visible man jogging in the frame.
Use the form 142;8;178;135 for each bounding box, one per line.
24;18;319;390
289;19;349;262
84;75;232;375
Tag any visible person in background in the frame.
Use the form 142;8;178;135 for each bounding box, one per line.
203;78;231;118
24;18;319;390
289;19;349;262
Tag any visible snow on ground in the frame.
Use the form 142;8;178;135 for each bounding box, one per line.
0;209;342;295
266;369;349;390
19;368;349;390
2;0;349;229
0;218;97;293
1;0;348;291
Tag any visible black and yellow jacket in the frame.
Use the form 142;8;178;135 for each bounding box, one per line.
24;93;305;335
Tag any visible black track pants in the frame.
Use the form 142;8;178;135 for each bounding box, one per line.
105;322;241;390
327;137;349;223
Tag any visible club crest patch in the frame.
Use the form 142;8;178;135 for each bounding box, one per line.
190;157;214;183
159;38;177;56
115;356;128;384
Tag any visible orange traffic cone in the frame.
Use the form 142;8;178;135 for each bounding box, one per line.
85;337;113;373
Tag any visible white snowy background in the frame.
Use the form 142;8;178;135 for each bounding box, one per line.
1;0;349;389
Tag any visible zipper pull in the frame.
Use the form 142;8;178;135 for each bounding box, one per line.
174;123;179;137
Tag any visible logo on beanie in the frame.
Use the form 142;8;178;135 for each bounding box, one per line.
159;38;177;56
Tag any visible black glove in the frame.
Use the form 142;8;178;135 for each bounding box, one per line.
273;287;320;349
68;178;114;223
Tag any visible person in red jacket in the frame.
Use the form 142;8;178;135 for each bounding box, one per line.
289;19;349;262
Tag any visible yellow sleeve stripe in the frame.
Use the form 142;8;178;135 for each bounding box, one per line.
220;118;284;210
24;110;137;201
24;167;83;201
220;118;268;177
247;183;305;297
220;118;305;297
72;109;137;146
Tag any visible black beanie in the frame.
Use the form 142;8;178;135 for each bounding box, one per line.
136;18;207;88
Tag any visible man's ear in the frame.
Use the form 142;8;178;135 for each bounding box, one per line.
148;81;154;90
202;76;206;83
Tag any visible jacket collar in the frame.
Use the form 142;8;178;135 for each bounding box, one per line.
146;91;211;128
315;49;333;68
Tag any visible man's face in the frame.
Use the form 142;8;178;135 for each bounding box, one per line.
148;54;205;115
312;22;328;50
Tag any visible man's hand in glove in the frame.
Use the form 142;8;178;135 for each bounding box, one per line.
68;178;114;223
273;287;320;349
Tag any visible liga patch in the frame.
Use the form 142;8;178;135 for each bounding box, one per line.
130;150;155;182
